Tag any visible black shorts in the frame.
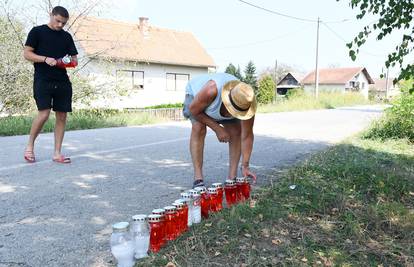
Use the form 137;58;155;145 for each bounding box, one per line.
33;79;73;112
182;94;239;124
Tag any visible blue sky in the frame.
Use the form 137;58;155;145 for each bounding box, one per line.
12;0;411;78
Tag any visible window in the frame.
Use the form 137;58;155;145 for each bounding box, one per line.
116;70;144;90
166;73;190;91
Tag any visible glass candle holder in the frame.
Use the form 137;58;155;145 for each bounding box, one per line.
212;183;224;211
151;208;166;247
147;215;163;253
194;186;209;219
224;179;237;207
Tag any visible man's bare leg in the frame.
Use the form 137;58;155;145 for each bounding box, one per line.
190;121;207;182
224;122;241;179
26;109;51;154
54;111;67;159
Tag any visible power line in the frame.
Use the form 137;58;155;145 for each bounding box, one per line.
207;25;312;50
237;0;352;24
321;22;387;57
238;0;317;23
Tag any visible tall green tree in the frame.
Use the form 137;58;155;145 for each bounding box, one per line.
257;75;275;104
243;61;258;93
225;63;243;80
343;0;414;93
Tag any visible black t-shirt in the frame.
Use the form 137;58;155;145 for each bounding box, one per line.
25;25;78;81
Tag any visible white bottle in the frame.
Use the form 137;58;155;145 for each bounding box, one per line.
110;222;135;267
189;190;201;224
130;215;150;259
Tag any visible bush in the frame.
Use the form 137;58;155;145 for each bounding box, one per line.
364;92;414;142
257;75;275;104
286;88;305;99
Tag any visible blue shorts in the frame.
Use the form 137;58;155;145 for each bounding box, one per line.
182;94;239;124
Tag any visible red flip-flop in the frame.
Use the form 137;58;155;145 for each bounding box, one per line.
53;155;71;164
24;150;36;163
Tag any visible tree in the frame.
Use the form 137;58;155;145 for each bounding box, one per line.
243;60;258;93
259;63;298;85
224;63;243;80
0;16;33;113
257;75;275;104
343;0;414;93
0;0;109;114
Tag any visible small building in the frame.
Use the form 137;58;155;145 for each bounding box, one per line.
301;67;374;99
369;78;400;100
276;72;304;95
70;17;216;108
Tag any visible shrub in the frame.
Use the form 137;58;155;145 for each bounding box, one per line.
257;75;275;104
364;92;414;142
286;88;305;99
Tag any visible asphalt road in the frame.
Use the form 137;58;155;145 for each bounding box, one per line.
0;105;384;267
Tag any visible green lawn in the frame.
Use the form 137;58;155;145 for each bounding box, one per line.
136;137;414;267
259;92;371;113
0;110;163;136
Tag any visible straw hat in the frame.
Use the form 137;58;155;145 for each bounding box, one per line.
221;80;257;120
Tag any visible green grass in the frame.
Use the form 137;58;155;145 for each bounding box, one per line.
0;110;163;136
135;137;414;267
258;92;371;113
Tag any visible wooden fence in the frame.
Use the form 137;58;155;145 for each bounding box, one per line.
126;108;185;121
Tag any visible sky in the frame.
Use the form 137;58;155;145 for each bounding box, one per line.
10;0;412;78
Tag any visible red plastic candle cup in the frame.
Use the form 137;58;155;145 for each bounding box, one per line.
224;179;237;207
172;201;184;236
207;187;219;212
194;186;209;219
151;208;166;247
236;177;247;202
163;206;178;241
240;177;251;200
148;214;163;253
212;183;224;211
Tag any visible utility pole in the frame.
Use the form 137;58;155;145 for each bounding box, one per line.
385;67;390;99
314;17;320;98
274;59;278;102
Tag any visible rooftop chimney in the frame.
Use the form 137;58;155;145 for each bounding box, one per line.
139;17;149;37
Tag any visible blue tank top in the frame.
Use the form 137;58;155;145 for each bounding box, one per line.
185;73;238;121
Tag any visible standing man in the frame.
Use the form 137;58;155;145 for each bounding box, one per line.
23;6;78;163
183;73;257;188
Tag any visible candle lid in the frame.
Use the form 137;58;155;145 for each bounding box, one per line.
211;182;223;188
225;179;236;186
148;214;162;222
152;208;166;215
132;214;147;222
207;187;218;194
112;221;129;232
164;206;177;213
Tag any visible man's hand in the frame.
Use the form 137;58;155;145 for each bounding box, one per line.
45;57;57;66
215;126;230;143
241;165;257;184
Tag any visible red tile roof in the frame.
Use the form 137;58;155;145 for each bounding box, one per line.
69;17;215;68
302;67;374;84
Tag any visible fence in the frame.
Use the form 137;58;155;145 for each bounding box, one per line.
126;108;185;121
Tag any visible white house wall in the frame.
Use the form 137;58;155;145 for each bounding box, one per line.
76;58;209;109
348;72;370;99
304;84;345;94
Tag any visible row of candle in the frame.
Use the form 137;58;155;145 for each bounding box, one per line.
110;177;251;267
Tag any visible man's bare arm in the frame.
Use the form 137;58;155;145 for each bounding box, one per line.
189;80;230;142
23;46;56;66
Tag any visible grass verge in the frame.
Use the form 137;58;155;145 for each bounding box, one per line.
258;92;371;113
0;110;163;136
136;138;414;266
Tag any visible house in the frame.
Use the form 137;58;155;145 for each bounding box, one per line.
70;17;216;108
276;72;304;95
369;78;400;100
301;67;374;99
